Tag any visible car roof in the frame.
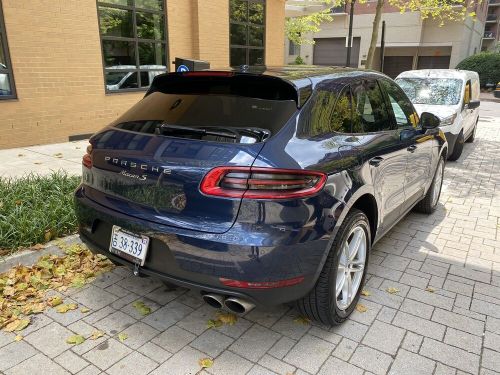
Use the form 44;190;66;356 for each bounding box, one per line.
396;69;477;80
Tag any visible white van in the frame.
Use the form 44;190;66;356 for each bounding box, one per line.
105;65;167;91
396;69;480;161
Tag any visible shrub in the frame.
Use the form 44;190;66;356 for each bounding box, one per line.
0;172;80;254
456;52;500;87
295;55;305;65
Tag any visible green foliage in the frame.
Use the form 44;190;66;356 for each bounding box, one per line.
286;8;334;45
286;0;477;47
0;172;80;253
295;55;305;65
456;52;500;87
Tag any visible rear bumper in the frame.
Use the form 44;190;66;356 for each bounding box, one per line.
75;186;330;306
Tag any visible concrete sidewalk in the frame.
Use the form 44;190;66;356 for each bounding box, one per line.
0;139;88;179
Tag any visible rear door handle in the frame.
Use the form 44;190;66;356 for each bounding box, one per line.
369;157;384;167
407;145;417;153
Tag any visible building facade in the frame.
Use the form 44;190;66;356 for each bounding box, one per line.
0;0;285;149
482;0;500;52
285;0;488;78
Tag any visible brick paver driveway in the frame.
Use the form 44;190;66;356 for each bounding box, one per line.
1;105;500;375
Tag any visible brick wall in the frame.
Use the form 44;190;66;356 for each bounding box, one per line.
266;0;286;65
0;0;285;149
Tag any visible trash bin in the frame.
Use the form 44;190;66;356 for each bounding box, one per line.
173;58;210;73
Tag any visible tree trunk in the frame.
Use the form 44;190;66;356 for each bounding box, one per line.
365;0;384;70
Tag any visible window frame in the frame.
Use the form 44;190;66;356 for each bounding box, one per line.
0;0;16;100
349;79;394;134
229;0;266;67
378;78;419;130
96;0;169;94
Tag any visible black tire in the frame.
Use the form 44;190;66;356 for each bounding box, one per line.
294;209;370;326
466;120;477;143
448;131;464;161
415;156;445;214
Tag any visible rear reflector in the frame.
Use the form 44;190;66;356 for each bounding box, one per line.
200;167;327;199
219;276;305;289
82;144;93;169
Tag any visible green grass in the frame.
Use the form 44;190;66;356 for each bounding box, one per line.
0;172;81;255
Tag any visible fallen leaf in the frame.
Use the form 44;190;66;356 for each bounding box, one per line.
386;287;400;295
132;301;151;316
356;304;368;313
216;311;238;325
4;318;30;332
15;200;22;206
14;335;23;341
198;358;213;369
118;333;128;342
89;330;104;340
44;230;53;242
206;319;223;329
425;287;435;293
17;154;24;157
48;296;63;307
30;244;45;251
66;335;85;345
34;162;42;165
80;307;90;313
361;290;371;296
293;316;311;325
56;303;78;313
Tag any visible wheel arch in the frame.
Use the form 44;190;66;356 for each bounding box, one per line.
351;193;378;245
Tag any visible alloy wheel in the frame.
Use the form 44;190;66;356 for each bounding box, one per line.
432;159;444;207
335;226;367;310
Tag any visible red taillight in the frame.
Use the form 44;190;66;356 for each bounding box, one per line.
82;144;93;169
200;167;327;199
219;276;305;289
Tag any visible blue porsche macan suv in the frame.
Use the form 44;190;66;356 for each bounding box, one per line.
75;66;447;325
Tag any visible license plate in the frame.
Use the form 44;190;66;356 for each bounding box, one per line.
109;225;150;266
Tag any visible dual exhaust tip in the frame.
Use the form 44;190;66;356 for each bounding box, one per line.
202;293;255;314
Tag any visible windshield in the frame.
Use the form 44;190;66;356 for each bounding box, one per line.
396;78;463;106
105;71;128;85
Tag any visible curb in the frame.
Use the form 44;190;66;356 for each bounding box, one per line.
0;234;81;274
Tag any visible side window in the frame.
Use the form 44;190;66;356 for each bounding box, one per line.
351;81;391;133
330;87;353;134
464;80;471;104
379;79;419;128
296;86;351;137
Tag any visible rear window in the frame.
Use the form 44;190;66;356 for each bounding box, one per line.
112;74;298;143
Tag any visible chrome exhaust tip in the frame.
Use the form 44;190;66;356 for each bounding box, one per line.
202;294;224;309
224;297;255;314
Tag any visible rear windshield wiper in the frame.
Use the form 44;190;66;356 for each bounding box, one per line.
155;124;237;139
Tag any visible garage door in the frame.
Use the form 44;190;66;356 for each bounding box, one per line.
313;37;360;67
417;56;451;69
383;56;414;78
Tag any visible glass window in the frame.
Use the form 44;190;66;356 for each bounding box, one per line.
297;87;354;137
351;81;391;133
379;79;418;128
230;0;265;66
395;78;463;106
0;1;15;99
97;0;168;92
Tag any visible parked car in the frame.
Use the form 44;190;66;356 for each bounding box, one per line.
75;67;447;325
396;69;480;161
495;82;500;99
105;65;167;91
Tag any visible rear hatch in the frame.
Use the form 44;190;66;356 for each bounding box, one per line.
83;72;300;234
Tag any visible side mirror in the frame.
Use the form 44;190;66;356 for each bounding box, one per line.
467;100;480;110
419;112;441;130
